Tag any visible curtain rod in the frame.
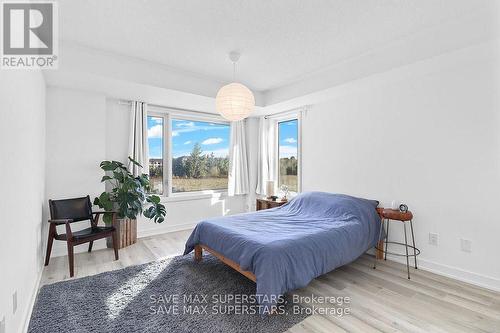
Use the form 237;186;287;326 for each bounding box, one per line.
118;100;221;118
264;105;310;119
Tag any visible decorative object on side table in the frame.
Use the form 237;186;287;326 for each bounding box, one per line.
256;197;288;211
266;180;275;199
373;207;419;279
399;203;408;213
94;157;166;249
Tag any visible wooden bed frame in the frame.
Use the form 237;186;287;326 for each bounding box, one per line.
195;244;257;281
193;207;385;283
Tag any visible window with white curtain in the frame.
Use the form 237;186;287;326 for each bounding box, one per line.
147;107;230;196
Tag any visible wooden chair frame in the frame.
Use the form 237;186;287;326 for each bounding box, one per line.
45;207;119;278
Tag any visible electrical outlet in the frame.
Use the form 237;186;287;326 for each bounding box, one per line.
0;316;5;333
429;233;438;246
12;290;17;314
461;238;472;253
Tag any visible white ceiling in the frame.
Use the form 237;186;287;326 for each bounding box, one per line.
59;0;497;93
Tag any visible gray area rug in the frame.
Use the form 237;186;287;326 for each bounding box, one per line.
29;254;309;333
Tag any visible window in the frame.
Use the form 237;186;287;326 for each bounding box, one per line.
147;116;164;194
147;112;230;196
278;119;299;193
171;119;230;193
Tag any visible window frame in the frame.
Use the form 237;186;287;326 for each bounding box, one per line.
147;106;231;200
146;113;167;196
275;114;302;194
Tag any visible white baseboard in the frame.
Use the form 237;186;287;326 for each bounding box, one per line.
384;254;500;293
19;267;43;333
138;222;196;239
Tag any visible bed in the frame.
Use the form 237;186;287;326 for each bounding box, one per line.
184;191;382;313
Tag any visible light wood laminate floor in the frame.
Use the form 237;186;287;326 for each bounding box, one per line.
41;229;500;333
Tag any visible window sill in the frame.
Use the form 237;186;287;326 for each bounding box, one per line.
159;190;229;203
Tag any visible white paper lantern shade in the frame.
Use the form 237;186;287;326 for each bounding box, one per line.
216;82;255;121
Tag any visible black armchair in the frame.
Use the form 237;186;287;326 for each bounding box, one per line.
44;195;119;277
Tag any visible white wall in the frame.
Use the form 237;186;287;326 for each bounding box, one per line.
301;42;500;289
46;87;107;255
105;99;130;163
0;71;46;333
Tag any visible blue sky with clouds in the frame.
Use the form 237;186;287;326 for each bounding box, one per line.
148;117;230;158
148;117;297;159
279;119;298;158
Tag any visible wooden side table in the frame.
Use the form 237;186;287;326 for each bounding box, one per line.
373;208;420;279
256;197;288;211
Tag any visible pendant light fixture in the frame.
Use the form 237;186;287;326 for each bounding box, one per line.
216;51;255;121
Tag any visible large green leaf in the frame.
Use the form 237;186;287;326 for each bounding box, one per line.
101;175;112;182
147;195;161;204
95;192;113;211
113;170;125;183
100;160;123;171
137;174;150;187
128;156;143;168
143;195;166;223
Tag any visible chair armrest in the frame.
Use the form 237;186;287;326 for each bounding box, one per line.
48;219;74;240
91;211;118;227
48;219;73;224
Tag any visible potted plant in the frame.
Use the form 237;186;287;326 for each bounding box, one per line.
94;157;166;248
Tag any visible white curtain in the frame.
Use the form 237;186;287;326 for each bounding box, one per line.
256;117;277;195
128;101;148;176
228;120;250;196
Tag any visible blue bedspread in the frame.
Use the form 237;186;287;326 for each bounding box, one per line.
184;192;381;312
